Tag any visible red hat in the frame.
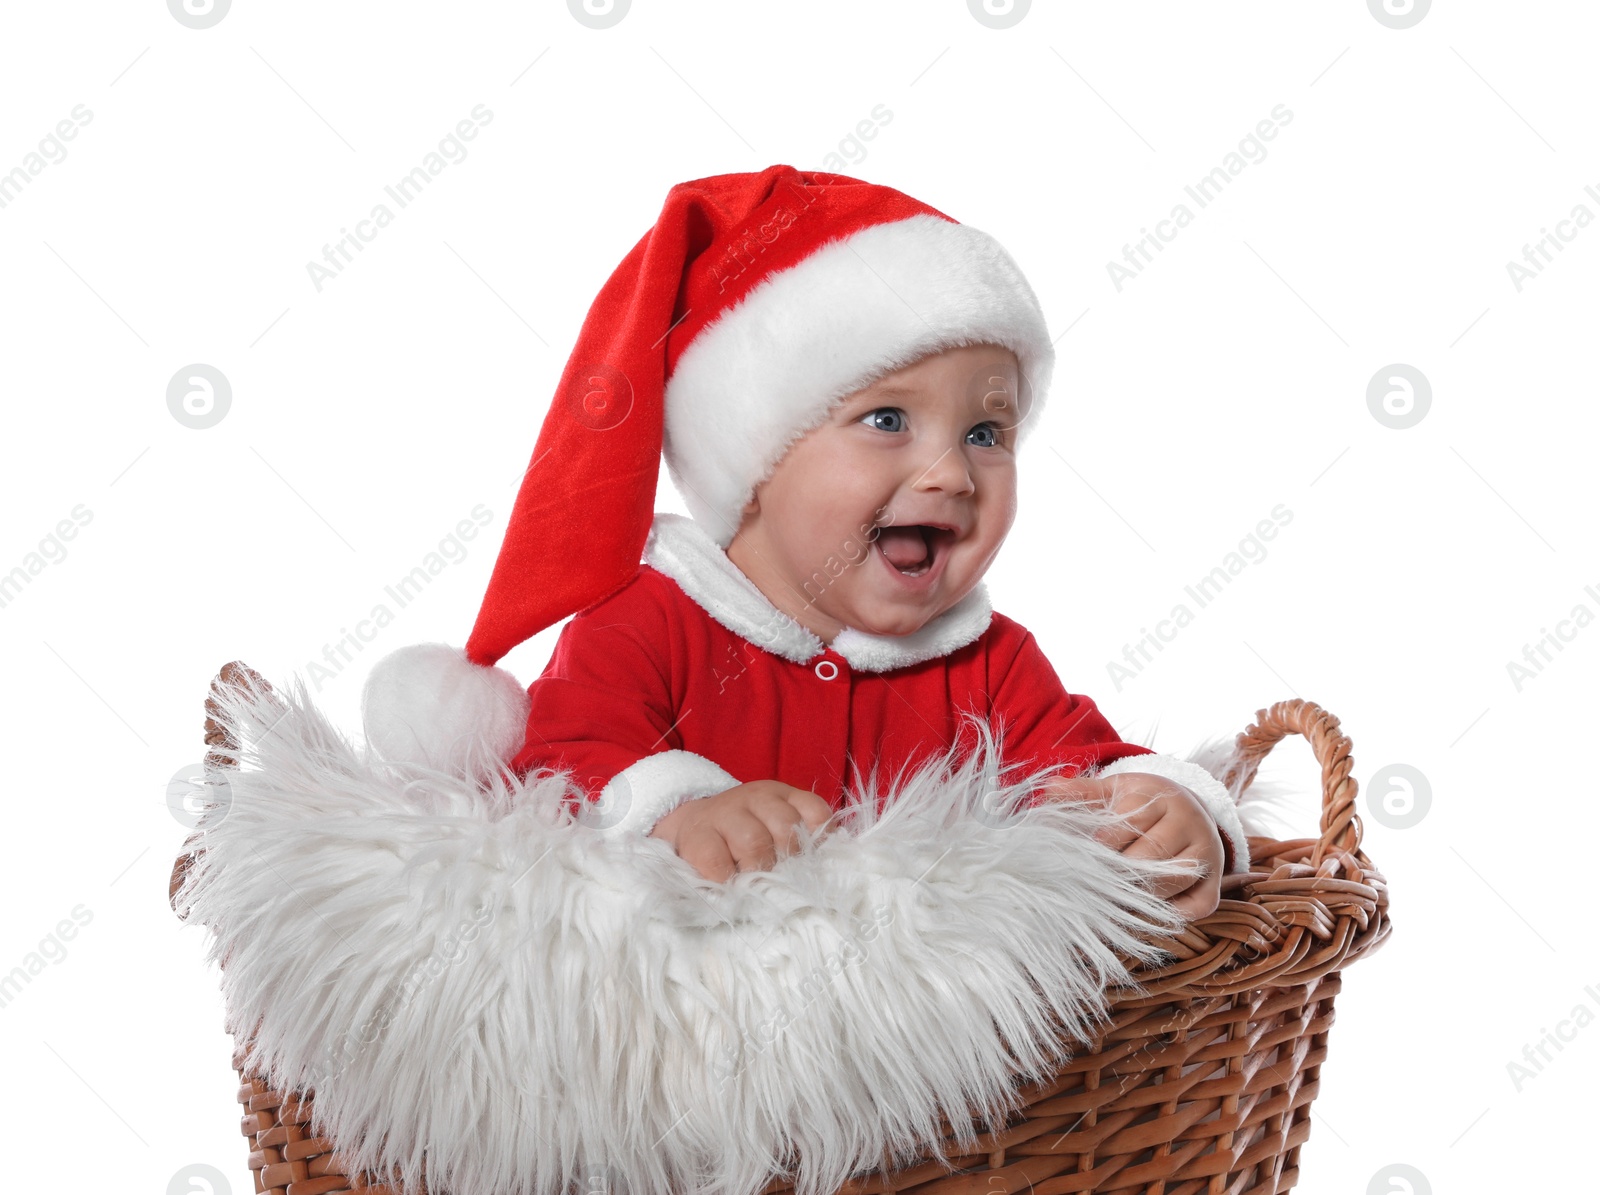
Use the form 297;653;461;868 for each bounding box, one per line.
362;165;1056;776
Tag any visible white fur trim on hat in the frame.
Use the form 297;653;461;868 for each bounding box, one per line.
361;643;530;778
663;213;1056;548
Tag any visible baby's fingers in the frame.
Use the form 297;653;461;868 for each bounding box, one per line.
676;828;738;883
1091;795;1164;852
783;788;838;838
718;810;785;876
1139;861;1210;901
1092;821;1140;853
1167;873;1222;921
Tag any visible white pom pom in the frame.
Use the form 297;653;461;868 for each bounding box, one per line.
361;643;530;777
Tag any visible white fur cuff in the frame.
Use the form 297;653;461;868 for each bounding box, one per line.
1094;753;1251;875
597;749;742;835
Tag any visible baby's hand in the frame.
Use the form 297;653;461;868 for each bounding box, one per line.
1041;772;1224;921
648;780;835;882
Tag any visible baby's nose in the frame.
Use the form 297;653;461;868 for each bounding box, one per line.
912;446;976;495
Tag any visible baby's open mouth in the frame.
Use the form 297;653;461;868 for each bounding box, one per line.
875;525;955;577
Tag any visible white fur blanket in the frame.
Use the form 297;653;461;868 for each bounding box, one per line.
175;674;1273;1195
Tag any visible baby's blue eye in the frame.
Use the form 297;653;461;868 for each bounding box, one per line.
860;407;906;433
859;407;1005;446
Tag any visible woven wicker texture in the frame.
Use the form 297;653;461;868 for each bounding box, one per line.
172;662;1391;1195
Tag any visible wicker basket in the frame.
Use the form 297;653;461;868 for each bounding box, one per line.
171;661;1391;1195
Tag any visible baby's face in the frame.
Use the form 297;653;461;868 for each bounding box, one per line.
726;342;1024;642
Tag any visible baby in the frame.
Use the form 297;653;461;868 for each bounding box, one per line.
429;166;1249;920
512;348;1244;919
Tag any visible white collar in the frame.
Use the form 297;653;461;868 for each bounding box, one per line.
642;512;993;673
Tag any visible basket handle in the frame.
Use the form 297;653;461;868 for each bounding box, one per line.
1217;697;1361;867
169;661;268;919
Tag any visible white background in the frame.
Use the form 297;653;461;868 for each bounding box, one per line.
2;1;1595;1191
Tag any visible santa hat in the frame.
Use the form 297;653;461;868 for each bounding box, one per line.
362;164;1057;775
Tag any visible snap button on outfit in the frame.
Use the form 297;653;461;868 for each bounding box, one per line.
814;660;839;681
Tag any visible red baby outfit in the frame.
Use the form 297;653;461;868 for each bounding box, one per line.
512;513;1248;873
